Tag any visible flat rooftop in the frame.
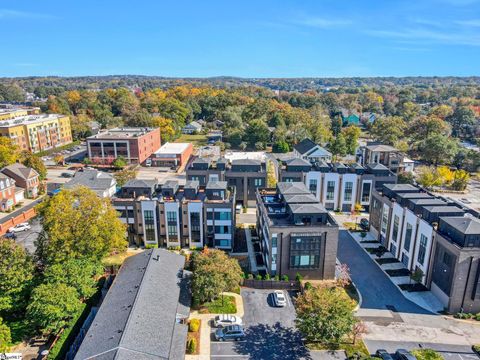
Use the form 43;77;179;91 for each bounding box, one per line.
87;127;157;140
224;150;267;162
0;114;66;128
154;142;191;156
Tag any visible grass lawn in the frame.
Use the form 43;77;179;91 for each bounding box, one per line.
102;251;136;267
175;134;208;146
307;339;370;358
198;295;237;314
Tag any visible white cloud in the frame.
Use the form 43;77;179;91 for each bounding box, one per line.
293;16;352;29
0;9;53;19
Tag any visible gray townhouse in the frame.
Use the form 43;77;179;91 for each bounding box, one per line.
256;182;339;280
112;179;236;250
369;183;480;313
274;156;397;212
186;157;267;206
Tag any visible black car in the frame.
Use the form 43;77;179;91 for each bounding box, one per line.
360;218;369;229
395;349;416;360
376;349;394;360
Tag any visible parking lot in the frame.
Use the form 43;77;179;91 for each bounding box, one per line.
210;288;311;360
12;217;42;254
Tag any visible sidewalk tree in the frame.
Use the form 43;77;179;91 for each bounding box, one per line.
112;156;128;168
0;317;12;352
27;283;82;335
36;186;127;265
296;286;357;344
43;258;102;299
191;248;242;305
0;238;34;312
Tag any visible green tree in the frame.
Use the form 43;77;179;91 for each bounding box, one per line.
191;248;242;305
331;115;343;136
37;186;127;265
295;286;357;344
416;166;442;189
272;139;290;153
419;134;458;166
0;238;34;312
0;137;19;168
342;125;361;155
43;259;102;299
447;106;476;138
27;283;82;335
112;156;128;168
397;171;414;184
21;151;48;181
407;115;451;143
114;167;138;187
0;317;12;353
370;116;406;145
244;119;270;148
329;134;347;160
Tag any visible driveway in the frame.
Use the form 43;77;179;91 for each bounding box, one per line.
211;288;312;360
337;230;430;314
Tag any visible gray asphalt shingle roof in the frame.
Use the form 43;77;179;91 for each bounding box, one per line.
277;182;311;196
288;202;327;214
2;163;39;180
293;138;317;155
74;249;191;360
64;170;115;192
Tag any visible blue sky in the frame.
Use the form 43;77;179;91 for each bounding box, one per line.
1;0;479;77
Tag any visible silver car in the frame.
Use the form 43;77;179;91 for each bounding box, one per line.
273;290;287;307
214;314;243;328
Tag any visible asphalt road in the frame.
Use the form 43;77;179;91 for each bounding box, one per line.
13;217;42;254
337;230;431;314
211;289;311;360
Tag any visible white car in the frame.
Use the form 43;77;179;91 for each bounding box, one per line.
214;314;243;328
8;222;31;233
273;290;287;307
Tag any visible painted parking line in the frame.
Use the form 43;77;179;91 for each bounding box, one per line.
211;356;250;358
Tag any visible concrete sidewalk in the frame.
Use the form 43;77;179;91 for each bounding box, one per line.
186;292;245;360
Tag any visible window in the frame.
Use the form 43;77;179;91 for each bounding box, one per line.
381;207;389;234
254;178;263;187
214;225;231;234
401;253;409;267
326;181;335;201
344;182;353;202
214;211;232;220
418;234;428;265
143;210;156;242
392;215;399;242
167;211;177;222
168;224;178;236
289;236;322;269
443;252;452;266
309;179;317;193
361;182;371;203
404;223;413;251
209;174;219;182
272;234;277;248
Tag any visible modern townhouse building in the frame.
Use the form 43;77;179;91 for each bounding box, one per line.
86;127;161;165
357;142;413;173
256;182;339;280
293;138;332;163
112;180;236;250
186;157;267;205
275;156;397;212
369;183;480;313
0;113;72;152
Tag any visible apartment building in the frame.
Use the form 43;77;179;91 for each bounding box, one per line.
370;183;480;313
276;156;397;212
256;182;339;280
0;105;40;121
186;157;267;205
112;179;236;249
86;127;161;165
0;113;72;152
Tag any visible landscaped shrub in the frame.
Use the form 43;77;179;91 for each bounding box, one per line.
454;312;473;319
411;348;443;360
475;313;480;321
281;275;289;281
295;272;303;281
187;338;197;354
304;282;313;290
189;319;200;332
273;275;279;281
247;273;254;280
360;232;367;238
145;243;158;249
264;273;271;280
473;345;480;354
255;274;262;280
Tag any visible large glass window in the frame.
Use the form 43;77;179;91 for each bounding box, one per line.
167;211;178;236
254;178;263;187
361;182;371;203
392;215;399;242
344;182;353;202
289;236;322;269
167;211;177;222
404;223;413;251
214;225;231;234
214;211;232;220
418;234;428;265
144;210;156;242
381;207;389;234
190;212;201;240
309;179;317;194
168;224;178;236
326;181;335;201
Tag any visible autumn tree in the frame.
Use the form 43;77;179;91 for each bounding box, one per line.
0;137;19;168
27;283;82;335
21;151;47;181
418;134;458;166
36;186;127;265
191;248;242;305
447;106;476;138
452;169;470;191
0;317;11;352
295;286;357;344
370;116;406;145
342;125;361;155
0;238;34;312
329;134;347;160
114;167;138;187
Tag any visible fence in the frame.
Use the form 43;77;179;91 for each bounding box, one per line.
0;207;36;235
242;279;301;290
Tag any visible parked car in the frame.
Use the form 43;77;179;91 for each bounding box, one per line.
4;232;17;239
376;349;394;360
273;290;287;307
214;314;243;328
395;349;416;360
61;172;74;178
214;325;245;341
360;218;369;229
8;223;31;233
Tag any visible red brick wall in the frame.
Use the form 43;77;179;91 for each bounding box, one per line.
131;128;161;164
0;207;36;235
180;143;193;166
